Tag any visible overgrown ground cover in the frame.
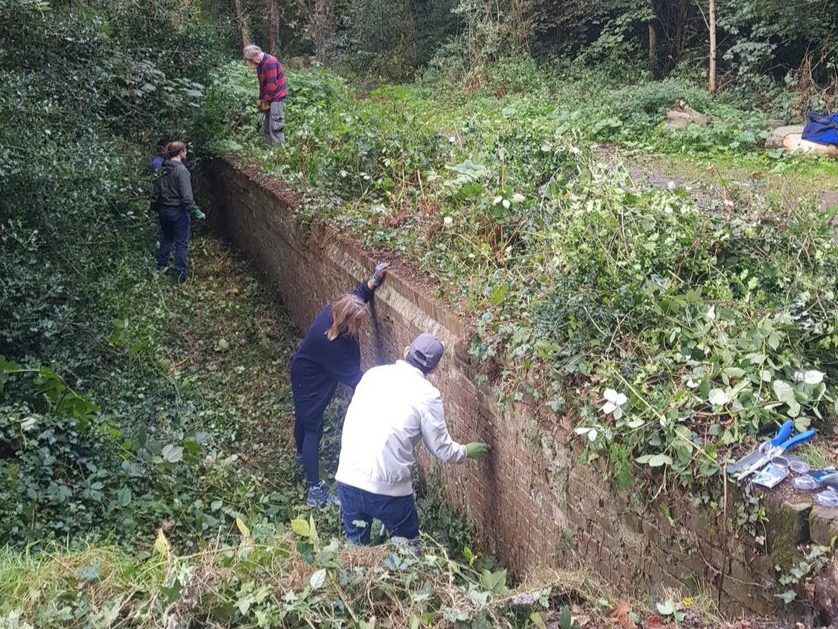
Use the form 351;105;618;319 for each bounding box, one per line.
0;2;515;625
207;60;838;501
6;236;571;628
4;0;838;625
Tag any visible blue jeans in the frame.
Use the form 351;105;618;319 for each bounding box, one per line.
157;207;190;283
337;483;420;545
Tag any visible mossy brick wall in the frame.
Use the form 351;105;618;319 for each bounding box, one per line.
202;157;826;617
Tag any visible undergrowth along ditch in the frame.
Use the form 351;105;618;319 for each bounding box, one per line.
2;233;530;626
1;237;292;547
0;523;601;629
207;62;838;501
5;0;838;622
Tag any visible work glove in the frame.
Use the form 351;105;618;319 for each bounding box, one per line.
369;262;390;290
257;99;270;113
465;442;490;460
192;208;206;220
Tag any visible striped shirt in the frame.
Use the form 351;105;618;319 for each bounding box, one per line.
257;53;288;102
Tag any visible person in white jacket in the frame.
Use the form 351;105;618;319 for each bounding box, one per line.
335;333;490;545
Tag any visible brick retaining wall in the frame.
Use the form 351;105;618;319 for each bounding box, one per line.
201;156;826;617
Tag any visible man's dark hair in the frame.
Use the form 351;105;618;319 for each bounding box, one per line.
156;137;169;154
164;141;187;159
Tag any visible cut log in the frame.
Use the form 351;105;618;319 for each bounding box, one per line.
765;125;838;156
665;100;710;129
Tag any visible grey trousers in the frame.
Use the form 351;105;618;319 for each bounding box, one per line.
263;99;286;146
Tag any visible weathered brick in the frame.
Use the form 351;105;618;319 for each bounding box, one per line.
203;157;809;619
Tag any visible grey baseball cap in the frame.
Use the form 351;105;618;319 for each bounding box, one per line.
407;333;445;370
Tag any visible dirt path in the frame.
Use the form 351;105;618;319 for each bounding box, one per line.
598;146;838;212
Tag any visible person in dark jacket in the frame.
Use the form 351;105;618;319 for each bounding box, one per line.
152;141;205;283
291;263;388;507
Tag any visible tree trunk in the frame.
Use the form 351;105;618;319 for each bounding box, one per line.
648;22;658;78
296;0;309;29
708;0;717;92
234;0;252;47
268;0;279;55
313;0;335;65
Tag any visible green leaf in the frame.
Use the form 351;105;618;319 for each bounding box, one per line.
773;380;794;403
636;454;673;467
708;388;729;406
723;367;746;379
117;486;131;507
491;284;509;306
76;563;102;583
161;444;183;463
656;600;675;615
674;426;694;449
309;568;327;589
464;546;475;565
775;589;797;604
480;568;508;593
291;518;310;537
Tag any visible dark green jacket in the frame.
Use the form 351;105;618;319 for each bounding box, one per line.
152;160;197;213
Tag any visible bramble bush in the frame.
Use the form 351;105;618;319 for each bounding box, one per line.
0;0;296;551
208;60;838;496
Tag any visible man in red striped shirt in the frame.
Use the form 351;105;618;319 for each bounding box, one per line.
243;45;288;146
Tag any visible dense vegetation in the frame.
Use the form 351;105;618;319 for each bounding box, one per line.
2;0;838;625
209;61;838;494
234;0;838;112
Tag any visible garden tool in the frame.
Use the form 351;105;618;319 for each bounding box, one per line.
735;426;817;481
727;421;794;475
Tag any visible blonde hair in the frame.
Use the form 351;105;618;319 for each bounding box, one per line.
326;294;368;341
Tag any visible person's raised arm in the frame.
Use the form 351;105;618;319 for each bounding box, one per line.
352;262;390;302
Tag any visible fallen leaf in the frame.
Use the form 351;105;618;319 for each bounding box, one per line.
610;601;635;629
644;616;667;629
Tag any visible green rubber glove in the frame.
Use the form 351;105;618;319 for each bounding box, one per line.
465;442;490;460
192;208;206;220
369;262;389;289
